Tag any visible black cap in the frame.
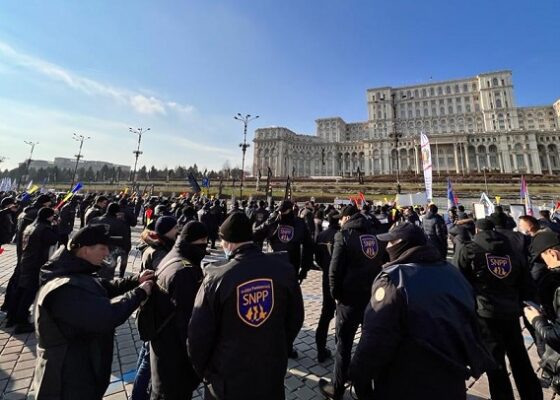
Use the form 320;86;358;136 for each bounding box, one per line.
155;216;177;236
179;221;208;243
531;231;560;256
476;218;495;231
279;200;293;212
377;222;426;246
219;213;253;243
68;224;110;249
341;205;359;217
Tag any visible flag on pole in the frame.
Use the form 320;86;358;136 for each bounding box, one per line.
520;175;533;216
420;133;433;201
187;173;201;193
480;192;495;215
359;192;366;207
55;182;83;209
447;177;457;209
284;176;292;200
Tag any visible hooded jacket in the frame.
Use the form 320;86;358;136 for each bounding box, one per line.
188;244;304;400
329;213;387;306
18;219;59;289
350;244;490;400
149;236;207;399
455;230;534;319
33;247;145;400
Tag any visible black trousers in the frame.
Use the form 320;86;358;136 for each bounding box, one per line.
332;303;365;393
13;286;38;324
477;316;542;400
2;264;20;316
316;272;336;352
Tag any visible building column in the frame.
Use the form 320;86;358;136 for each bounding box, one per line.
530;150;542;174
524;153;530;173
475;151;481;173
546;153;553;175
512;153;518;172
453;144;460;174
464;144;471;172
414;146;420;174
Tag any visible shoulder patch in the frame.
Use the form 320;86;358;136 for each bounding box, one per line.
277;225;294;243
237;278;274;327
486;254;512;279
359;234;379;259
374;287;385;302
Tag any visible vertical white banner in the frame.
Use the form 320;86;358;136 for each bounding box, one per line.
420;133;433;201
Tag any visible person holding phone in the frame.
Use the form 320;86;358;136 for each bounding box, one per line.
524;231;560;393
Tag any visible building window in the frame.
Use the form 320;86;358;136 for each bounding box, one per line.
457;105;462;113
466;104;471;112
440;107;445;115
414;89;419;98
430;87;435;96
463;83;468;92
446;86;451;94
422;88;427;97
438;87;443;95
416;109;421;117
454;84;460;93
448;106;453;114
492;78;499;86
496;99;502;108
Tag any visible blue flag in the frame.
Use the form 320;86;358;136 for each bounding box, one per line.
447;177;457;209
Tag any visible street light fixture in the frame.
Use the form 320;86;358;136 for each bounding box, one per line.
70;133;91;189
129;127;150;189
234;114;259;199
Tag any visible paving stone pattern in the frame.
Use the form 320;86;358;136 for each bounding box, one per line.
0;224;557;399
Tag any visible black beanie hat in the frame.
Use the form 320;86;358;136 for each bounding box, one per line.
476;218;495;231
219;213;253;243
37;207;55;222
180;221;208;243
1;197;16;208
155;216;177;236
35;194;51;206
106;202;120;216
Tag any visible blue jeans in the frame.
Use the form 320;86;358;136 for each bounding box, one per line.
131;342;151;400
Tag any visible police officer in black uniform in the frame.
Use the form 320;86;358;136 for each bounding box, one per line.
455;218;542;400
319;205;387;400
314;209;340;363
349;222;490;399
188;213;304;400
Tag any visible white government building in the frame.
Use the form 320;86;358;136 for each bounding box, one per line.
253;70;560;177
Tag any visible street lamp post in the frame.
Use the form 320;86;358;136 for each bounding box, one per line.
70;133;91;189
129;127;150;190
234;113;259;199
18;141;39;191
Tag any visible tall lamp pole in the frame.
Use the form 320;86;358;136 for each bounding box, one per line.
70;133;91;189
129;127;150;189
375;92;410;194
18;141;39;191
234;113;259;199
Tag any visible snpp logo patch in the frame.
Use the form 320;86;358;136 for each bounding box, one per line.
278;225;294;243
486;254;512;279
360;235;379;259
237;279;274;327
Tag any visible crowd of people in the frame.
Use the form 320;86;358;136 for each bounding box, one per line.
1;188;560;399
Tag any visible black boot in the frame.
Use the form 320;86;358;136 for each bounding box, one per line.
317;348;332;363
318;378;343;400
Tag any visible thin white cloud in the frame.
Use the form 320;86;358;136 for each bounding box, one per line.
0;40;193;116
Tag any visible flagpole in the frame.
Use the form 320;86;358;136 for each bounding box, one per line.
436;140;440;177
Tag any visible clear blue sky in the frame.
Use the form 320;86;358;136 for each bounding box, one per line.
0;0;558;173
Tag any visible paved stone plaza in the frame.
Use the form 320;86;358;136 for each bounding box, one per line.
0;225;556;399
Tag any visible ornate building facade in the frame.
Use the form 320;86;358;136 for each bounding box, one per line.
253;71;560;177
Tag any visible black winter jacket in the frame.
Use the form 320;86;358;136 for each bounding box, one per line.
455;230;534;319
188;244;304;400
33;248;145;400
329;213;387;306
90;214;132;252
0;208;16;245
149;244;204;400
19;220;59;289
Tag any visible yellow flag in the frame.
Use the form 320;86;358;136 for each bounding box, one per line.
495;196;501;204
28;185;39;194
62;191;73;202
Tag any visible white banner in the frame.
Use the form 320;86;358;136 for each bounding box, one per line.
420;133;433;201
